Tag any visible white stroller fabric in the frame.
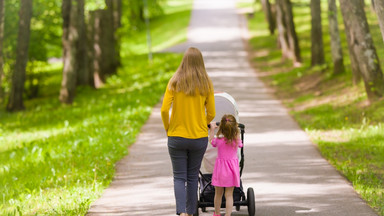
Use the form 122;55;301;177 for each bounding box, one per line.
202;92;240;174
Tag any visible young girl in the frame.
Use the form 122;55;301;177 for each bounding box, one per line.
209;114;243;216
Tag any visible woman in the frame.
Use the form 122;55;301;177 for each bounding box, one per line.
161;47;215;216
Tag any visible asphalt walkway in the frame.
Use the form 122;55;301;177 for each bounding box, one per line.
87;0;378;215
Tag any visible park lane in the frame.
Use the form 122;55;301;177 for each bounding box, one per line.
87;0;378;215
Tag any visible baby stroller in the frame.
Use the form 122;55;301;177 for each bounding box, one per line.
194;92;255;216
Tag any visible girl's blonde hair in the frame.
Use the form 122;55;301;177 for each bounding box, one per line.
168;47;213;96
216;114;239;146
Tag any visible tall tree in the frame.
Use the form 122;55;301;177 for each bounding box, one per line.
261;0;276;35
60;0;79;104
7;0;33;111
0;0;4;100
373;0;384;42
310;0;325;66
105;0;121;67
276;0;301;65
340;0;384;102
327;0;345;75
88;9;116;88
76;0;90;86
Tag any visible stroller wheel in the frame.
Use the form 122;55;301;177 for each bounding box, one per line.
236;205;240;211
247;188;255;216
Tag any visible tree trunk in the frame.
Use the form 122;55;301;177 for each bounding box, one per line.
88;9;117;88
75;0;90;86
7;0;33;111
276;0;301;64
105;0;121;67
60;0;79;104
0;0;4;101
327;0;345;75
261;0;276;35
310;0;325;66
275;1;290;59
373;0;384;42
340;0;384;102
371;0;376;12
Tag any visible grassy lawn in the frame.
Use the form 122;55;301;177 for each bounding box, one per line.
0;0;192;215
242;0;384;215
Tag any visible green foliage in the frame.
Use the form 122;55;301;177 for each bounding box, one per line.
246;0;384;215
0;53;181;215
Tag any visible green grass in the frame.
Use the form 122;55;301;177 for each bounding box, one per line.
0;0;192;215
244;0;384;215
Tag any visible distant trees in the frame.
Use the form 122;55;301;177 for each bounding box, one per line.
7;0;33;111
258;0;384;103
1;0;167;111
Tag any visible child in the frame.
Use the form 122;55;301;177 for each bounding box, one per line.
209;114;243;216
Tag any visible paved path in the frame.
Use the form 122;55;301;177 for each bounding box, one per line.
87;0;378;215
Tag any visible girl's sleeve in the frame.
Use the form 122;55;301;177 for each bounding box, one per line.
237;138;243;148
161;84;174;131
211;137;218;147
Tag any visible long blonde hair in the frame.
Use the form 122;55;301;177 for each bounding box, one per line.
216;114;239;147
168;47;213;96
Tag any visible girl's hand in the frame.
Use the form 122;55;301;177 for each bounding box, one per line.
208;122;217;144
209;122;218;130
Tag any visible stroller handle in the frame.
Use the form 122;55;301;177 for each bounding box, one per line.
208;122;245;131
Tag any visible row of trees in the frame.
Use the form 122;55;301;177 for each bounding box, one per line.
0;0;164;112
259;0;384;103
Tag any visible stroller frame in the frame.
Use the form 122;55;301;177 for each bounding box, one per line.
194;123;255;216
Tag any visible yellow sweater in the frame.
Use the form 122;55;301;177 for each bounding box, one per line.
161;85;215;139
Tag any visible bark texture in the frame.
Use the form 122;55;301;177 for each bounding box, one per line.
60;0;79;104
88;9;117;88
7;0;33;111
261;0;276;35
75;0;90;86
276;0;301;64
310;0;325;66
374;0;384;42
327;0;345;74
0;0;4;100
340;0;384;102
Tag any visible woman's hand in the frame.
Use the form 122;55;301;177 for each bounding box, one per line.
208;122;217;144
209;122;218;131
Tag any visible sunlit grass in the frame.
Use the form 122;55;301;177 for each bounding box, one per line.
0;0;192;215
0;53;182;215
244;0;384;215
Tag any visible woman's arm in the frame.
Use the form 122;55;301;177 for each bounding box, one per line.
161;86;173;132
205;91;216;123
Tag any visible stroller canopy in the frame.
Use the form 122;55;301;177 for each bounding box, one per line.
202;92;240;173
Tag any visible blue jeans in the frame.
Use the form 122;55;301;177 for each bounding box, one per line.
168;136;208;215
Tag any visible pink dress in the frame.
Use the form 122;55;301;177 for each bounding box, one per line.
211;137;243;187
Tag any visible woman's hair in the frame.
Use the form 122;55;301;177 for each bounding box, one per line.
168;47;213;96
216;114;239;146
